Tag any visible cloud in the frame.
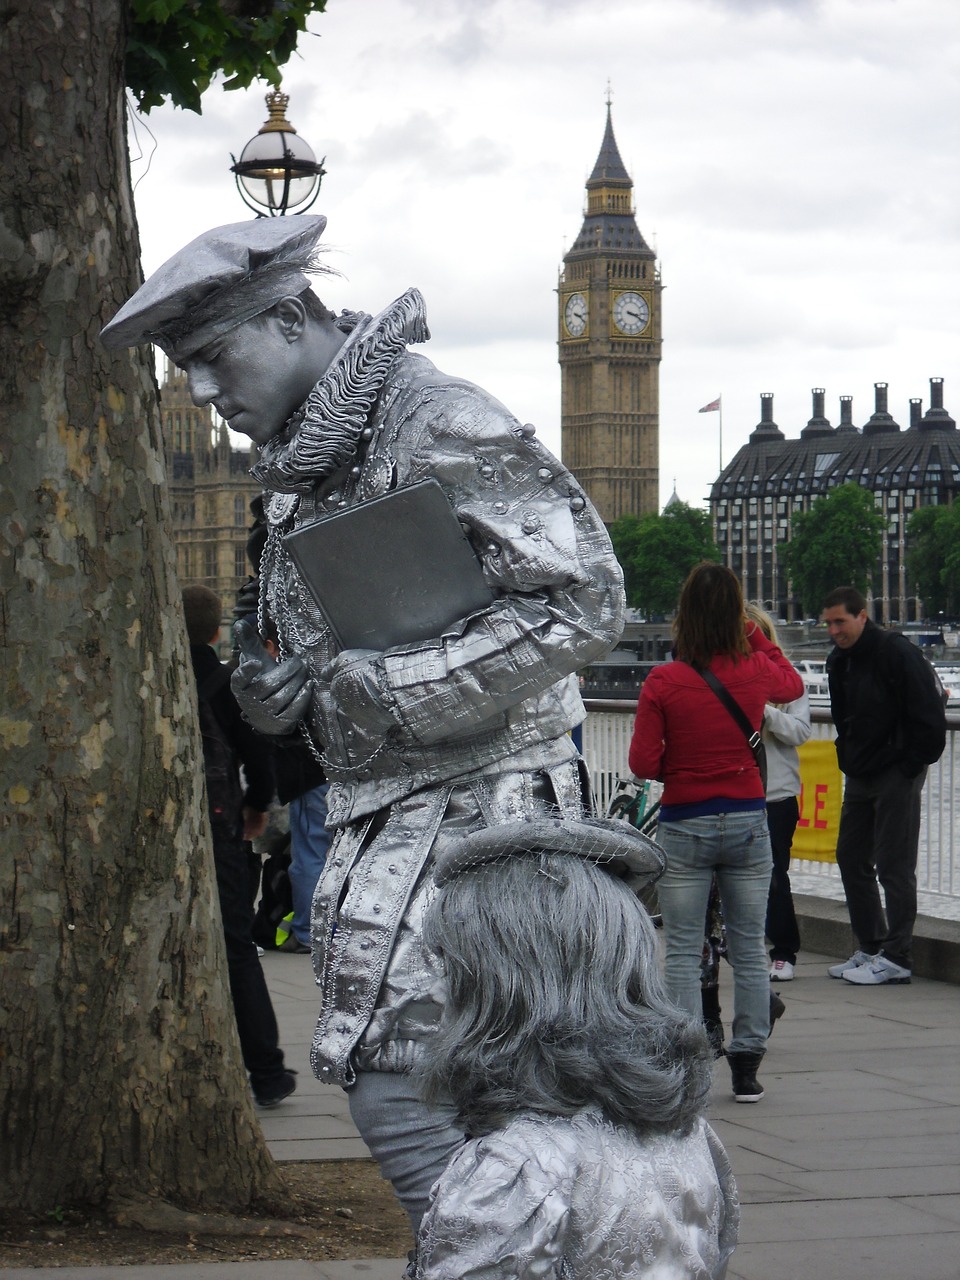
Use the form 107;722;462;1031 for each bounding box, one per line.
130;0;959;510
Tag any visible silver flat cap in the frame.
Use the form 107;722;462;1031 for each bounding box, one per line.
100;214;327;361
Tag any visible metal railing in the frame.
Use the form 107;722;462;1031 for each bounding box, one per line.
582;700;960;911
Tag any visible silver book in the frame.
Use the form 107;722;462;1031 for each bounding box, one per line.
282;479;496;650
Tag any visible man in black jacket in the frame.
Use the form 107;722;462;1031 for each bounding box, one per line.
822;586;946;985
183;586;295;1105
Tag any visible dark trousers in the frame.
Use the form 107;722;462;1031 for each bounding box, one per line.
765;796;801;964
213;821;286;1094
835;765;925;970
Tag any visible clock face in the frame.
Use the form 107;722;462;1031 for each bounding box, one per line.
613;291;650;336
563;292;588;338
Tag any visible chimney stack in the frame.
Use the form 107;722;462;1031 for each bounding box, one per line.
862;381;900;436
801;386;833;438
749;392;785;441
835;395;858;433
920;376;956;431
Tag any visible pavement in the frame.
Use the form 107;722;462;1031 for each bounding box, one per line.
4;929;960;1280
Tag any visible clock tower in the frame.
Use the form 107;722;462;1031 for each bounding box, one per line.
559;104;661;523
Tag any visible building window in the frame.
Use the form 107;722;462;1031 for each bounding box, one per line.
235;544;247;578
234;494;247;526
204;546;217;579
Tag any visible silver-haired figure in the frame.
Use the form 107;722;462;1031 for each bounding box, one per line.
102;216;624;1235
416;817;739;1279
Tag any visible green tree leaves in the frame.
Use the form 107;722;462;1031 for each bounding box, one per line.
906;503;960;617
780;483;884;616
610;503;720;617
127;0;326;113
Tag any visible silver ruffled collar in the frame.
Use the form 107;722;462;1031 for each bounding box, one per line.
251;287;429;494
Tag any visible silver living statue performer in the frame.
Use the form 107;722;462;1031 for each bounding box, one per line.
102;215;624;1237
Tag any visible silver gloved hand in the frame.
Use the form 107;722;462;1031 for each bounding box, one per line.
231;619;313;736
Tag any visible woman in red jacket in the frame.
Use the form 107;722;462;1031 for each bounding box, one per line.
629;563;803;1104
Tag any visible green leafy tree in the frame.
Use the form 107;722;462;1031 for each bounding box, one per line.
610;503;720;617
780;483;885;615
128;0;323;112
906;504;960;617
1;0;326;1221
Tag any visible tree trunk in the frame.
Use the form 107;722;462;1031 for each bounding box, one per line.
0;0;285;1215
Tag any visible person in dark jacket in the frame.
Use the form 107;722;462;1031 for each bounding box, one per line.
237;497;330;956
822;586;946;986
182;585;296;1106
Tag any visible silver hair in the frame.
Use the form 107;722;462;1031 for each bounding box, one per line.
419;851;712;1138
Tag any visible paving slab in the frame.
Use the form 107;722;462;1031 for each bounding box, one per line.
4;941;958;1279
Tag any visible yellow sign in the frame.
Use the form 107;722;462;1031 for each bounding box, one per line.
792;739;844;862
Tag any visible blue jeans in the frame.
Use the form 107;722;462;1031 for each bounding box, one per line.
289;783;331;947
657;810;773;1055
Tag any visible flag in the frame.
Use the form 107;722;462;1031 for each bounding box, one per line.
699;398;721;413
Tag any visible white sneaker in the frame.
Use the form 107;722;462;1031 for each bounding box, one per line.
827;950;876;979
769;959;795;981
842;955;911;985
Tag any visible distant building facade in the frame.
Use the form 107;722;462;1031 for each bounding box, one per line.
160;360;259;617
710;379;957;624
558;105;661;523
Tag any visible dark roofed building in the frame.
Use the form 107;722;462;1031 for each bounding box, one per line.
710;379;957;623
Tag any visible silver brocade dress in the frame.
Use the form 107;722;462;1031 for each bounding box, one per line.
254;291;626;1086
416;1112;739;1280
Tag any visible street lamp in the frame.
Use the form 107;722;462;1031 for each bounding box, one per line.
230;90;325;216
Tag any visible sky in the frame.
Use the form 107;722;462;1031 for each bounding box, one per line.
129;0;960;511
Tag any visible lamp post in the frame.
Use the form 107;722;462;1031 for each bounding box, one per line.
230;90;325;216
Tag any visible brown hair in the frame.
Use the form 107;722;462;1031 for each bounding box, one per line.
182;585;222;646
673;562;749;668
822;585;867;616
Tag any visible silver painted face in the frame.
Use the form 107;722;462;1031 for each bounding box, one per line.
181;315;301;444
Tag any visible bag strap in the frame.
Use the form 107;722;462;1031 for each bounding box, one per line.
693;666;763;760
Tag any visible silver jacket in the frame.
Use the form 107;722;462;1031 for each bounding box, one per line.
416;1112;739;1280
261;349;623;822
258;293;625;1082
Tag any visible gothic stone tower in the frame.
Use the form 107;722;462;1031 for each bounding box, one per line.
559;106;661;523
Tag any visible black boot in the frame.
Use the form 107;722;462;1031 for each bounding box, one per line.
769;989;785;1034
727;1050;765;1103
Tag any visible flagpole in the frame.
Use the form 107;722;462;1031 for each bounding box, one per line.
718;395;723;471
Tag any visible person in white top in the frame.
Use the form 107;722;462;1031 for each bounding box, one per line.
746;606;812;982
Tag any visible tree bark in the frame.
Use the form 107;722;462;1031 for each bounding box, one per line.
0;0;285;1215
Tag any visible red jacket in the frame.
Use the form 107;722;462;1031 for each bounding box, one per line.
628;627;804;809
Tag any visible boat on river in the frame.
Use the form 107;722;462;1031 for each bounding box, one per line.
795;659;830;707
796;657;960;709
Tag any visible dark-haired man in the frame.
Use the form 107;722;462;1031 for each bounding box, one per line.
822;586;945;985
